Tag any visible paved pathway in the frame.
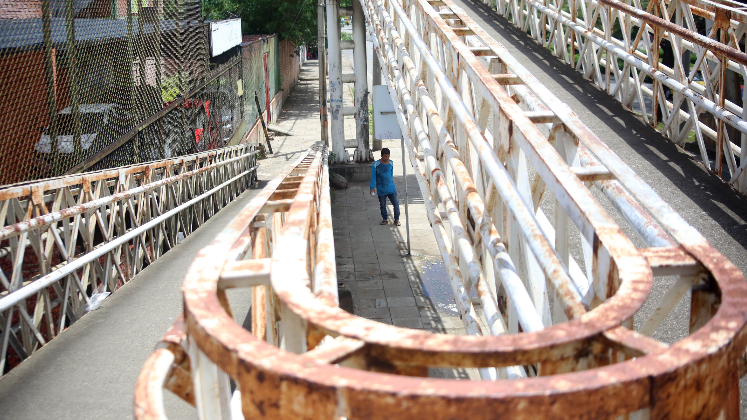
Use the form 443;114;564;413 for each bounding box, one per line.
331;145;483;379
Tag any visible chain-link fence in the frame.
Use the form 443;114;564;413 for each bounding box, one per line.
82;53;245;174
0;0;212;185
241;35;279;128
0;1;300;187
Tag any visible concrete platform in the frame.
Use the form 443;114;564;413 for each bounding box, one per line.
330;162;372;183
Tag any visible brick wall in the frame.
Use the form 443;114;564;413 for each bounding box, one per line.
0;50;52;184
0;0;42;19
276;39;302;112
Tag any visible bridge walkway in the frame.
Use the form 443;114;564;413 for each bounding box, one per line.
1;2;747;416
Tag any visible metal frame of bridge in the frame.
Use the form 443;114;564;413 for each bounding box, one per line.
485;0;747;194
0;145;258;372
133;0;747;417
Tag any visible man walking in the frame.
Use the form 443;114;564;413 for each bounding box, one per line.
370;148;400;226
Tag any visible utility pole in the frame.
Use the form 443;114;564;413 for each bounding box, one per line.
326;0;347;163
318;0;328;145
371;48;382;151
352;0;372;162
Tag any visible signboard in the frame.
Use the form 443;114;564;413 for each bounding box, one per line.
210;19;242;57
373;85;402;140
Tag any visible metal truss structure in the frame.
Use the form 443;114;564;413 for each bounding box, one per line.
484;0;747;193
0;144;258;373
135;0;747;418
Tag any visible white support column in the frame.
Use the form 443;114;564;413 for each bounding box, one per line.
371;43;382;151
318;0;328;146
326;0;348;163
353;0;373;162
189;337;232;420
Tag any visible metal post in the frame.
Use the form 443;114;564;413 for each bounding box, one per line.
401;135;410;255
326;0;347;163
318;0;328;146
65;0;81;161
155;0;165;158
127;0;139;163
41;0;58;176
353;0;372;162
372;46;382;151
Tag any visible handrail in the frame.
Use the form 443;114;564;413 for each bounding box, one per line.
0;144;257;374
486;0;747;192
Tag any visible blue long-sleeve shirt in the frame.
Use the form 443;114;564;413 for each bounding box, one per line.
370;159;396;196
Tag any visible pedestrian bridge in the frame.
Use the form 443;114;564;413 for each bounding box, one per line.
1;0;747;418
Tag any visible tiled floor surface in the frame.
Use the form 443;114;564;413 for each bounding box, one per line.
331;145;484;379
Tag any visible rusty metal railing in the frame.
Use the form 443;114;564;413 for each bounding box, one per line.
136;0;747;417
482;0;747;194
135;143;333;419
0;144;258;374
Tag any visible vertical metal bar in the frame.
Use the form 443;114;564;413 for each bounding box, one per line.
401;135;410;255
188;337;232;420
42;0;58;177
65;0;81;161
372;48;382;151
740;66;747;192
156;0;165;158
717;60;726;175
327;0;347;163
128;0;139;163
353;0;372;162
137;0;148;158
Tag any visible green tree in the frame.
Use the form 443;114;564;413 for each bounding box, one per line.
203;0;320;47
202;0;240;21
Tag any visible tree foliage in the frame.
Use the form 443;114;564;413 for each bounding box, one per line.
203;0;320;46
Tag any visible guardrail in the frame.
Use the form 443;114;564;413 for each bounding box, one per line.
135;143;333;419
482;0;747;194
135;0;747;417
0;144;258;375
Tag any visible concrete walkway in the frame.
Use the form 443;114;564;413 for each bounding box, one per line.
331;145;482;379
0;61;322;420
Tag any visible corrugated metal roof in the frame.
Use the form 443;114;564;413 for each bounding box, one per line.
0;18;193;50
241;34;272;45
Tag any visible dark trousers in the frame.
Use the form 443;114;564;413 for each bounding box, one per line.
378;192;400;221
